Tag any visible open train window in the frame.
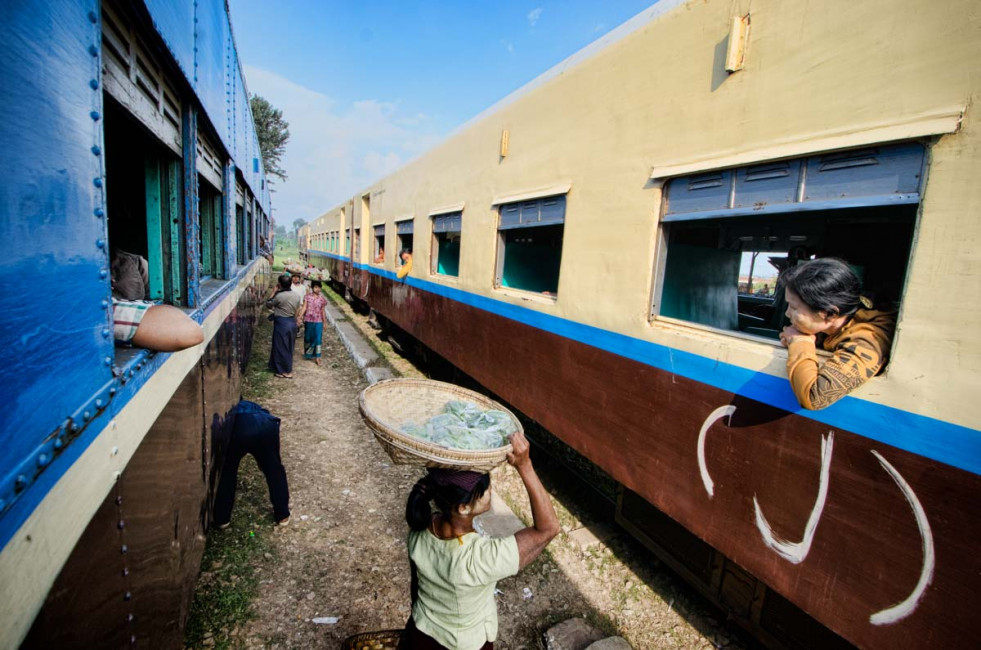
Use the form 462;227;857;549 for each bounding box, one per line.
372;225;385;263
235;204;245;266
353;227;361;260
198;179;224;282
431;211;462;277
197;126;226;293
234;181;246;267
495;195;565;296
396;219;414;265
104;96;185;306
653;142;924;342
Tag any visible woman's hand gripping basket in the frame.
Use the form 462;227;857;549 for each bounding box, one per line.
358;378;518;472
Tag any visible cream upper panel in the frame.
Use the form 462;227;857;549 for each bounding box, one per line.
316;0;981;427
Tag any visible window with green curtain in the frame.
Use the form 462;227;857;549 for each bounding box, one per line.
198;180;224;280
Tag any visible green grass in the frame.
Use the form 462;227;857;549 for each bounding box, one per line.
184;283;278;649
273;240;299;271
183;457;276;649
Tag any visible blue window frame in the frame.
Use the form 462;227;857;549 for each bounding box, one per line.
431;211;462;277
655;142;924;342
495;195;566;296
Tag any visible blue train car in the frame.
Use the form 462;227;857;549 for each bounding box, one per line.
0;1;273;646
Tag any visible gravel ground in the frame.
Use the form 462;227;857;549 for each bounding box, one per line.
189;289;759;649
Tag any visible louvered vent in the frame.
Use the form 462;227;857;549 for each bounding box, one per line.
101;0;182;155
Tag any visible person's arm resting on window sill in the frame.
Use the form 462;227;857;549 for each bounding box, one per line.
783;326;886;411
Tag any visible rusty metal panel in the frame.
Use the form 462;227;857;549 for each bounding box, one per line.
23;366;206;649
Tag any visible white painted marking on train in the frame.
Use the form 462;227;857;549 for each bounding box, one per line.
753;431;834;564
868;450;935;625
697;405;736;498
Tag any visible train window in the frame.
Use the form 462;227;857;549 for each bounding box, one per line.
104;96;185;305
373;225;385;263
494;196;565;296
353;227;361;260
654;143;924;341
397;220;414;263
235;204;245;266
198;180;224;282
431;211;462;277
235;181;246;266
245;203;254;259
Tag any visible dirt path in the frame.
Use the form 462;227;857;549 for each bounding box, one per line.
189;298;756;649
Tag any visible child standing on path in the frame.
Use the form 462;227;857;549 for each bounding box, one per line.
297;280;329;365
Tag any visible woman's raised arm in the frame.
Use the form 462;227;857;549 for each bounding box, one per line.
508;431;560;570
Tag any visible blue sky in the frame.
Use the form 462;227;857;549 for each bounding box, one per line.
226;0;658;225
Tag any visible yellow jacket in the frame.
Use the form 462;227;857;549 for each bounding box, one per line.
786;308;896;410
396;255;413;279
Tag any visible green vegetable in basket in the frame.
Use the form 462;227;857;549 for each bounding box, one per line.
400;400;516;450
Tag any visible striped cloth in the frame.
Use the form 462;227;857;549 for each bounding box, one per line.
112;298;153;343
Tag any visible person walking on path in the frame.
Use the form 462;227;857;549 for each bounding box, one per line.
298;280;329;365
213;400;291;527
266;273;302;379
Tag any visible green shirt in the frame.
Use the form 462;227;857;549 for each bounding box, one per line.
408;529;520;650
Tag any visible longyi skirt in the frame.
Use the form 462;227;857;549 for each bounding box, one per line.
269;316;297;374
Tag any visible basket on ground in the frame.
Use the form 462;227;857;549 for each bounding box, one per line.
358;378;517;472
341;629;403;650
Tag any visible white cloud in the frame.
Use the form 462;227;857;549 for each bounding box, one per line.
501;39;514;53
527;7;543;27
243;65;442;223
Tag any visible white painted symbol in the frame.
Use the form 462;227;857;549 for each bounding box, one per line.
697;405;736;497
695;405;933;625
868;450;935;625
753;431;834;564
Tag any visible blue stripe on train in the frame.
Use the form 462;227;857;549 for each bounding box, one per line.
312;249;981;475
0;262;262;551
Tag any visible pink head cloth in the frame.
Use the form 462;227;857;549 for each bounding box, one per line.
426;468;487;493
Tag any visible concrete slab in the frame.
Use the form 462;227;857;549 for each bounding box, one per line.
474;491;525;538
364;366;395;385
323;301;346;325
334;321;379;369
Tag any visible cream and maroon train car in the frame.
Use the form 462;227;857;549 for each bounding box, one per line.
306;0;980;647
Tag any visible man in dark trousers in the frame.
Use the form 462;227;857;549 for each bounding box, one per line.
213;400;291;527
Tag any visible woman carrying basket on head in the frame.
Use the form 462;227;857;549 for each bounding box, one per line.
401;430;559;650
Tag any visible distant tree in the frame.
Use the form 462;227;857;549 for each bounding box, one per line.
292;218;306;233
274;224;287;239
250;95;290;184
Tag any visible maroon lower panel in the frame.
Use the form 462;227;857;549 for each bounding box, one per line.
360;273;979;649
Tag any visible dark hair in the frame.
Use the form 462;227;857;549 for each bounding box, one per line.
311;280;322;289
400;248;412;257
277;274;292;290
779;258;863;317
405;474;491;532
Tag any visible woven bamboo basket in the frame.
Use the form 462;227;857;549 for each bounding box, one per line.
358;378;517;472
341;629;403;650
